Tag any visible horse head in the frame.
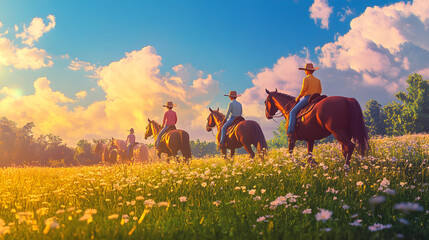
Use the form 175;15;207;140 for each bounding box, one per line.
145;119;153;139
265;89;279;119
206;108;221;131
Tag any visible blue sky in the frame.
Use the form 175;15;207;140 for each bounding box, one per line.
0;0;428;145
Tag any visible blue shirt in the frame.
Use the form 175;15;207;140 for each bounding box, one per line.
225;99;242;119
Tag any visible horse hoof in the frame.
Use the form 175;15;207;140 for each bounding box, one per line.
343;164;350;171
296;161;306;167
308;159;318;165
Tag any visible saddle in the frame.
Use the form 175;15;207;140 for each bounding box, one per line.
226;116;245;136
160;125;177;141
296;93;327;121
127;142;139;159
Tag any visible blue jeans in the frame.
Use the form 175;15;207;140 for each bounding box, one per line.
288;95;310;133
220;117;236;145
127;144;133;158
156;125;170;148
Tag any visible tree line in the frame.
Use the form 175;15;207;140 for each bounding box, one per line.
363;74;429;136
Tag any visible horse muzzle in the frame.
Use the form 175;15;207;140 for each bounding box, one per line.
206;126;212;132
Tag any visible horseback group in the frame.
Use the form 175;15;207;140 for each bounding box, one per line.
97;62;368;168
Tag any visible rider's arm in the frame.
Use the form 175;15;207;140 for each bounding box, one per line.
225;102;232;120
296;77;308;102
162;112;167;127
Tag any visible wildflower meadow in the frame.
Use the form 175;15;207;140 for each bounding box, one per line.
0;134;428;239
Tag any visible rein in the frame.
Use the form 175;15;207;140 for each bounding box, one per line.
267;98;296;119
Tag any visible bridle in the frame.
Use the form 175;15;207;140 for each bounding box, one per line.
145;122;158;140
266;95;296;119
206;112;224;136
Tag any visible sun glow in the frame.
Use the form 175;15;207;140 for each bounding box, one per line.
0;86;23;99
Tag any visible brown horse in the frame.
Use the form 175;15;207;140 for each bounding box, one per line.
264;89;369;167
144;119;192;163
94;140;118;164
111;138;150;163
206;108;267;159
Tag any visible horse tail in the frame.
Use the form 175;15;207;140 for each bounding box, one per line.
180;131;192;160
137;144;150;162
348;98;369;156
254;123;268;152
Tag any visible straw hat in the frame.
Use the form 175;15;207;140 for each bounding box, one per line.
299;63;319;71
224;91;241;97
163;101;177;108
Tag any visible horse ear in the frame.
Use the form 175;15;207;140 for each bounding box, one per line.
275;88;278;92
209;107;213;112
216;107;219;111
148;118;150;122
265;89;270;94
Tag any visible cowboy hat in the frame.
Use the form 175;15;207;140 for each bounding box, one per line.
299;63;319;71
224;91;241;97
163;101;177;108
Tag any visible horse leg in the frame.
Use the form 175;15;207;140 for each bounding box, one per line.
243;144;255;159
221;148;227;159
331;131;355;167
345;142;355;165
306;140;318;165
288;138;296;155
230;148;235;158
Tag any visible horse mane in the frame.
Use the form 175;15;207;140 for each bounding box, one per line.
213;110;225;120
148;119;159;127
271;91;295;101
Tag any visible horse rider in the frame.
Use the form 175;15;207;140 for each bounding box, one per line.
155;101;178;149
126;128;136;159
287;63;322;140
220;91;242;149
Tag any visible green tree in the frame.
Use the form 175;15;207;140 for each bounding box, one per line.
267;119;288;149
74;139;98;165
190;139;218;158
384;73;429;135
364;99;386;136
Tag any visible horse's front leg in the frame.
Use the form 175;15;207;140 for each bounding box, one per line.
288;138;296;155
306;140;318;165
230;148;235;158
221;147;227;159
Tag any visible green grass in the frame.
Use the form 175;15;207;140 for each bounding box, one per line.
0;134;428;239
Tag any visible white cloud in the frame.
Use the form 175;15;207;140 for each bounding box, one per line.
0;37;53;69
317;0;429;96
417;67;429;79
16;15;56;46
310;0;333;29
76;90;87;99
0;46;220;145
338;7;353;22
97;46;219;139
